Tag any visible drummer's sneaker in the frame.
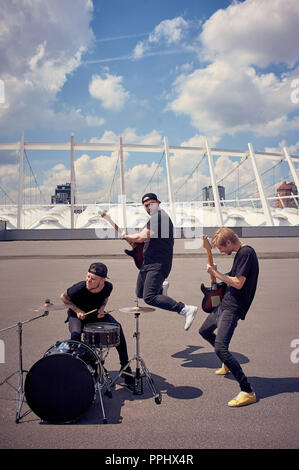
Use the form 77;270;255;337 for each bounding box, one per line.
180;305;198;331
228;391;256;407
215;363;230;375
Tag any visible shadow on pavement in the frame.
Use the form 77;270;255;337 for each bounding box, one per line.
172;344;249;370
224;375;299;401
19;371;203;426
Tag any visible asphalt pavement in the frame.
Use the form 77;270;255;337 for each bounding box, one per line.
0;238;298;451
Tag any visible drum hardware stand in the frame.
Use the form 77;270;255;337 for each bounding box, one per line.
112;299;162;405
0;300;51;423
94;345;114;424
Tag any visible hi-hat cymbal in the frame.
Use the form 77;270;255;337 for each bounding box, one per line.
119;306;155;314
33;303;66;313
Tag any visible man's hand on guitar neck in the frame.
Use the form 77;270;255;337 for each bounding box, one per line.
207;263;217;275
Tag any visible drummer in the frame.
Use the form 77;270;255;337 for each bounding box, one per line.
60;262;134;388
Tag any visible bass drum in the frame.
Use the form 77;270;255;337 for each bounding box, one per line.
25;340;99;423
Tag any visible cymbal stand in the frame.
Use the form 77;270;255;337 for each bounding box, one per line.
0;304;50;423
112;299;162;404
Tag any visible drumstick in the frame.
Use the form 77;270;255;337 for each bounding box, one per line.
82;308;113;318
83;308;97;317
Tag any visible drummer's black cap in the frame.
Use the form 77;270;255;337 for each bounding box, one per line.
88;262;109;278
141;193;159;204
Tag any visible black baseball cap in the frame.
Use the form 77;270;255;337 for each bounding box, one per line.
88;262;109;278
141;193;159;204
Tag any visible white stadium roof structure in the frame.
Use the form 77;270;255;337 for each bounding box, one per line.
0;134;298;232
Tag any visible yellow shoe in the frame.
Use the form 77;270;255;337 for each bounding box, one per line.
215;364;230;375
228;391;256;407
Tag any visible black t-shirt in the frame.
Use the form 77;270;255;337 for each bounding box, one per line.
142;208;174;276
220;245;259;319
66;280;113;322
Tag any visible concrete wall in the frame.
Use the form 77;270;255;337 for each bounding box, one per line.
0;220;7;240
1;225;299;241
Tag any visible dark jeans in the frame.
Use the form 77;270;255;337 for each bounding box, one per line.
199;305;252;393
136;268;184;313
68;312;129;367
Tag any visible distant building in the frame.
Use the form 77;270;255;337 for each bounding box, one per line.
202;185;225;206
51;183;72;204
275;181;298;208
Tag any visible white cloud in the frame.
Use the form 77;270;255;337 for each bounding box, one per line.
200;0;299;67
170;62;299;135
0;0;95;134
133;17;189;59
149;17;189;45
90;128;162;145
168;0;299;137
265;140;299;155
39;151;167;203
89;73;129;111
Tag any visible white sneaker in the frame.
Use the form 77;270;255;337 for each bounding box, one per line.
180;305;198;331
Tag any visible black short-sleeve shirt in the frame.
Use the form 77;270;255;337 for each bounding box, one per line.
66;280;113;320
220;245;259;319
142;208;174;276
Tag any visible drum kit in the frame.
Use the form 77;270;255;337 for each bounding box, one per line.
0;299;161;425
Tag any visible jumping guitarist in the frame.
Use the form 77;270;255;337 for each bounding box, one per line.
199;228;259;407
122;193;198;331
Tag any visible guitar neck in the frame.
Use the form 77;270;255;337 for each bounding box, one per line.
99;212;135;248
203;236;217;285
207;250;217;284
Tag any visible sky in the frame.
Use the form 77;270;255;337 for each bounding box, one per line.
0;0;299;205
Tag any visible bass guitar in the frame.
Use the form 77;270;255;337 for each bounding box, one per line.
201;235;226;313
98;210;144;269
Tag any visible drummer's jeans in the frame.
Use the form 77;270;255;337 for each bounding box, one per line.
198;306;252;393
136;268;184;313
68;312;129;367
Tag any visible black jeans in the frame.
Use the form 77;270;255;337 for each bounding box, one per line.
136;268;184;313
68;312;129;367
199;305;252;393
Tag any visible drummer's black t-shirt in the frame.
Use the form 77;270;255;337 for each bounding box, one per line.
66;280;113;323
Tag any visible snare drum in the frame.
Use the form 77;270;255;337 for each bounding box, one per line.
83;322;120;349
24;340;98;423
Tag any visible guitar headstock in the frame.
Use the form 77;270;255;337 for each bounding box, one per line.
202;235;212;252
98;209;112;222
98;209;119;232
98;209;107;218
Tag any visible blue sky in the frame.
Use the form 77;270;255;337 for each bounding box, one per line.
0;0;299;204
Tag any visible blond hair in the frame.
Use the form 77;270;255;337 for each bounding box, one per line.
211;227;239;248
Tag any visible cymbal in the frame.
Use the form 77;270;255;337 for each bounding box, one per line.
119;306;155;314
33;303;66;313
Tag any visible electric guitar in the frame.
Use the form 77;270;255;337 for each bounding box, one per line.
201;235;226;313
98;210;144;269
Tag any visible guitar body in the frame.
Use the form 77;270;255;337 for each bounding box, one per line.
201;282;226;313
124;243;144;269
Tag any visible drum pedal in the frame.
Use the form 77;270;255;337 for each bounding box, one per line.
104;389;113;398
